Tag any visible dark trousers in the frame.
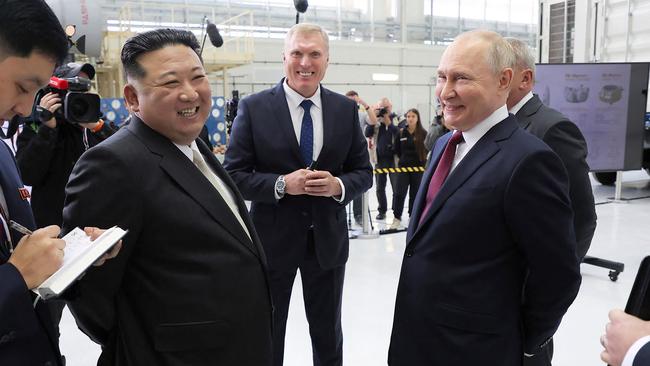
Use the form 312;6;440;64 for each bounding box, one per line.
393;171;423;220
352;196;362;220
523;340;553;366
47;299;66;339
375;157;397;214
270;232;345;366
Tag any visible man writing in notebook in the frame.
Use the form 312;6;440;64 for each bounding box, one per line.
63;28;273;365
0;1;121;365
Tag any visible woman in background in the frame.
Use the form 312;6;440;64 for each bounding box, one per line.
391;108;428;229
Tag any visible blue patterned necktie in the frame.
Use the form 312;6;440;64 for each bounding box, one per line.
299;99;314;166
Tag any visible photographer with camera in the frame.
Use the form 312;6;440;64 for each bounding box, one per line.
15;62;114;343
365;105;399;221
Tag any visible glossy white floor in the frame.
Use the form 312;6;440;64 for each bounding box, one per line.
58;171;650;366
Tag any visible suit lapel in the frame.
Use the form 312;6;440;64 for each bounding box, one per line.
318;86;334;164
270;80;304;165
406;132;450;242
409;116;518;243
514;94;543;130
129;117;260;258
197;140;264;259
0;143;36;249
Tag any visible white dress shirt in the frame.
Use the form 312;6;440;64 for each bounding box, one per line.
450;104;509;172
282;80;345;202
174;141;250;238
623;336;650;366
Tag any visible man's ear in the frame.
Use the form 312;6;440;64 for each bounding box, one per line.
499;68;514;91
123;84;139;112
521;69;534;88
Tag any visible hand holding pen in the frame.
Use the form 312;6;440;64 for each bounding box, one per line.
7;225;65;290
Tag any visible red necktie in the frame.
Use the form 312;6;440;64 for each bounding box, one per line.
418;131;464;227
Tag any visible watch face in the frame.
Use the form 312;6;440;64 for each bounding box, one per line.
276;179;285;191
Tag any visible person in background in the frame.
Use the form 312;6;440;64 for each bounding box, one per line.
365;106;399;221
601;309;650;366
15;62;115;343
390;108;427;229
505;37;596;262
345;90;375;225
424;106;448;153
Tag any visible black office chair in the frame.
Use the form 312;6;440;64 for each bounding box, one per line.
582;256;625;281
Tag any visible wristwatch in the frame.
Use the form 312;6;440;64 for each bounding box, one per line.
275;175;286;198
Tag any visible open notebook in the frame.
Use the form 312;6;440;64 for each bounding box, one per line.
33;226;127;300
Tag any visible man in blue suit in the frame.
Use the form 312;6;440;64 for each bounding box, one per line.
602;309;650;366
0;1;69;365
224;23;372;366
388;30;581;366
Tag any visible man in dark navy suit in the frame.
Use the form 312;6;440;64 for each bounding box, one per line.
602;309;650;366
388;30;581;366
224;23;372;366
0;1;70;365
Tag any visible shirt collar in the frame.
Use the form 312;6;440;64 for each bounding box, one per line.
460;104;509;146
173;140;198;161
283;78;322;111
508;91;534;115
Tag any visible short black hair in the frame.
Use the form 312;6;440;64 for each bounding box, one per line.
121;28;202;80
0;0;68;65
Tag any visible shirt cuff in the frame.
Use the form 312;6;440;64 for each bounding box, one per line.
622;336;650;366
332;177;345;203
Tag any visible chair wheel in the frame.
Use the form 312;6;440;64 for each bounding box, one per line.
609;271;620;282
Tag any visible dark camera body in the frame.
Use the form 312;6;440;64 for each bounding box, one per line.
225;90;240;135
35;76;102;124
376;107;388;117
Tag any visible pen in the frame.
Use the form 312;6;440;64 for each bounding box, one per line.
9;220;33;236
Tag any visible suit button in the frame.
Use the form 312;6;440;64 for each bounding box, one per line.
301;211;308;217
405;251;413;257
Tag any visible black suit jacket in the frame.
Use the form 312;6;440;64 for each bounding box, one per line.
515;94;597;259
388;115;581;366
634;341;650;366
62;116;272;366
223;80;372;270
0;142;62;366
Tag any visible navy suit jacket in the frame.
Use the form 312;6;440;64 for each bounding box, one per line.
388;115;581;366
634;341;650;366
515;94;596;259
0;142;62;366
63;116;273;366
224;80;372;270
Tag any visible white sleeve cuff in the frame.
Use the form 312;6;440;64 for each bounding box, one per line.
622;335;650;366
332;177;345;203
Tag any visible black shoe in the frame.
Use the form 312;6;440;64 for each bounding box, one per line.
376;213;386;220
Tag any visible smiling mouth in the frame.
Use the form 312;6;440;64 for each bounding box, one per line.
298;71;314;77
177;107;199;118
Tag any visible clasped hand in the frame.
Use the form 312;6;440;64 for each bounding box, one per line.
284;169;342;197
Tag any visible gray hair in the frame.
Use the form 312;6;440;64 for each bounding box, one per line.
285;23;329;52
504;37;536;74
456;30;515;77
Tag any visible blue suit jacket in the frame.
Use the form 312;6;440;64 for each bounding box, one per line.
388;115;581;366
0;142;62;366
634;341;650;366
224;80;372;270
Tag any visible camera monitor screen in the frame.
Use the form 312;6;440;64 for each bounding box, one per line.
533;63;649;171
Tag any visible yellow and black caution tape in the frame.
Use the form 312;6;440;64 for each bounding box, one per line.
373;166;425;174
